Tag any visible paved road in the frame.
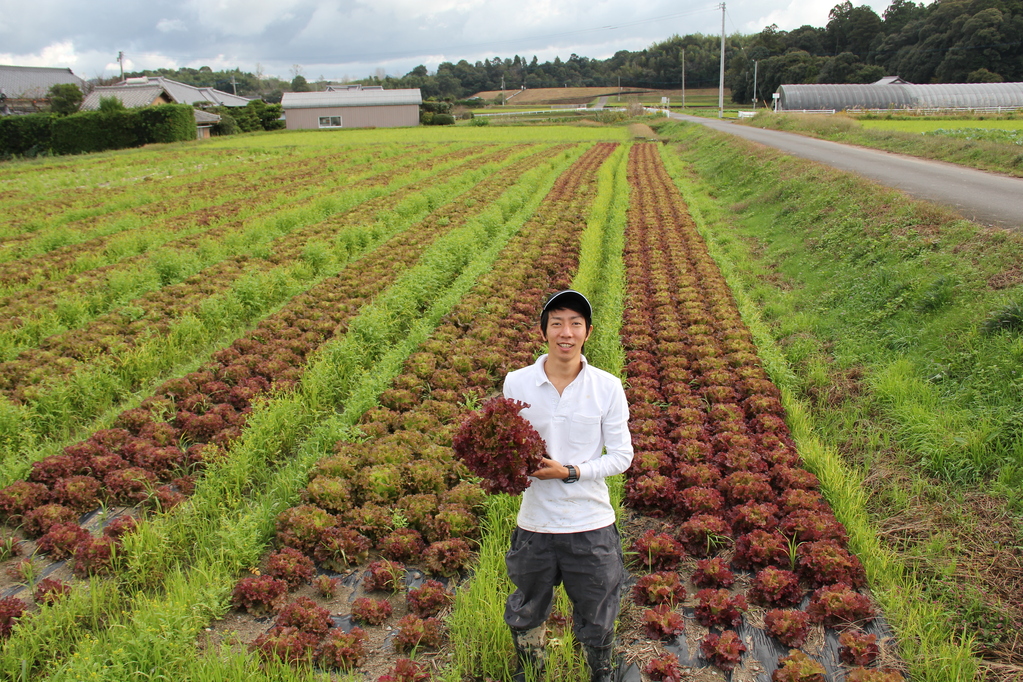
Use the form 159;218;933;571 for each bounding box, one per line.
670;113;1023;229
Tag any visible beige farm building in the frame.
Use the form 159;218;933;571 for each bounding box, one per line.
282;85;422;129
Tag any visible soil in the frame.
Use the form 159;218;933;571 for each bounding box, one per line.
1;506;134;604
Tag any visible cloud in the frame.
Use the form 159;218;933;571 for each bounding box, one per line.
187;0;310;36
0;40;79;67
355;0;486;20
744;0;889;32
157;19;188;33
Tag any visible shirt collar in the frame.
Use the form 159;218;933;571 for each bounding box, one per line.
533;353;589;386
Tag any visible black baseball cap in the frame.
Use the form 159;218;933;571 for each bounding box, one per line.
541;290;592;325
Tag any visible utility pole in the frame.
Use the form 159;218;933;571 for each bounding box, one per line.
501;74;505;105
718;2;726;118
117;51;125;81
231;75;238;96
681;49;686;109
752;60;758;108
618;75;621;102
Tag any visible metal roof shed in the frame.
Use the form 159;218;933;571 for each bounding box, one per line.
281;87;422;129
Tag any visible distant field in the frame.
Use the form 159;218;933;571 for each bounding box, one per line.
473;87;633;105
471;86;730;108
860;118;1023;132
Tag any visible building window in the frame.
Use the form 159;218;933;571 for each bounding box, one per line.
318;115;342;128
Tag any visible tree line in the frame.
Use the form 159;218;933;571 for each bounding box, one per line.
126;0;1022;105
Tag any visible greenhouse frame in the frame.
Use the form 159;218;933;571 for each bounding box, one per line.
776;79;1023;111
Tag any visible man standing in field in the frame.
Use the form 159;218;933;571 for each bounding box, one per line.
502;290;634;682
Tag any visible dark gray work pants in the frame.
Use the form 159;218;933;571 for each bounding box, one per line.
504;524;624;648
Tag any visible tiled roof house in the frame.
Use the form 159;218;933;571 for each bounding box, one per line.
81;76;251;110
0;64;85;98
81;77;251;139
0;65;86;114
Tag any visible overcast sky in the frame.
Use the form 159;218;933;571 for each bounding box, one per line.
0;0;891;83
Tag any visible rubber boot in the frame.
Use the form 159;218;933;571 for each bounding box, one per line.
583;642;616;682
510;626;546;682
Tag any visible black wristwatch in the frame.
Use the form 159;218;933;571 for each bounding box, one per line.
564;464;579;484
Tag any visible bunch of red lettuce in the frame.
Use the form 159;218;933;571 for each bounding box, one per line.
452;398;546;495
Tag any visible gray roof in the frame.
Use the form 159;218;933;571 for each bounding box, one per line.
282;88;422;109
80;86;221;126
81;77;250;110
145;77;251;107
81;85;169;110
193;109;222;125
778;81;1023;111
0;64;84;99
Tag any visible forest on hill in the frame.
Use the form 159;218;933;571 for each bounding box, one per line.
128;0;1022;104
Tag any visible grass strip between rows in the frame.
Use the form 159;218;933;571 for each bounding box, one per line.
5;144;590;682
656;139;978;682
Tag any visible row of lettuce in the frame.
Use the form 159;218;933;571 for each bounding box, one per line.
620;143;900;681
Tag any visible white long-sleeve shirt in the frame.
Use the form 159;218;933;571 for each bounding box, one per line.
502;354;634;533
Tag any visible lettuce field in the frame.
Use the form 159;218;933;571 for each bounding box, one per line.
0;125;970;682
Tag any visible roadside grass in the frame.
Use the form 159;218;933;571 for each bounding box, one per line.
742;111;1023;177
654;119;1023;680
859;119;1023;133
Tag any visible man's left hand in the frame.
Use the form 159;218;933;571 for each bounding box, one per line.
531;457;570;480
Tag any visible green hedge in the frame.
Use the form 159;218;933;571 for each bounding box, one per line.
51;110;142;154
138;105;196;143
48;104;196;155
0;114;54;157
